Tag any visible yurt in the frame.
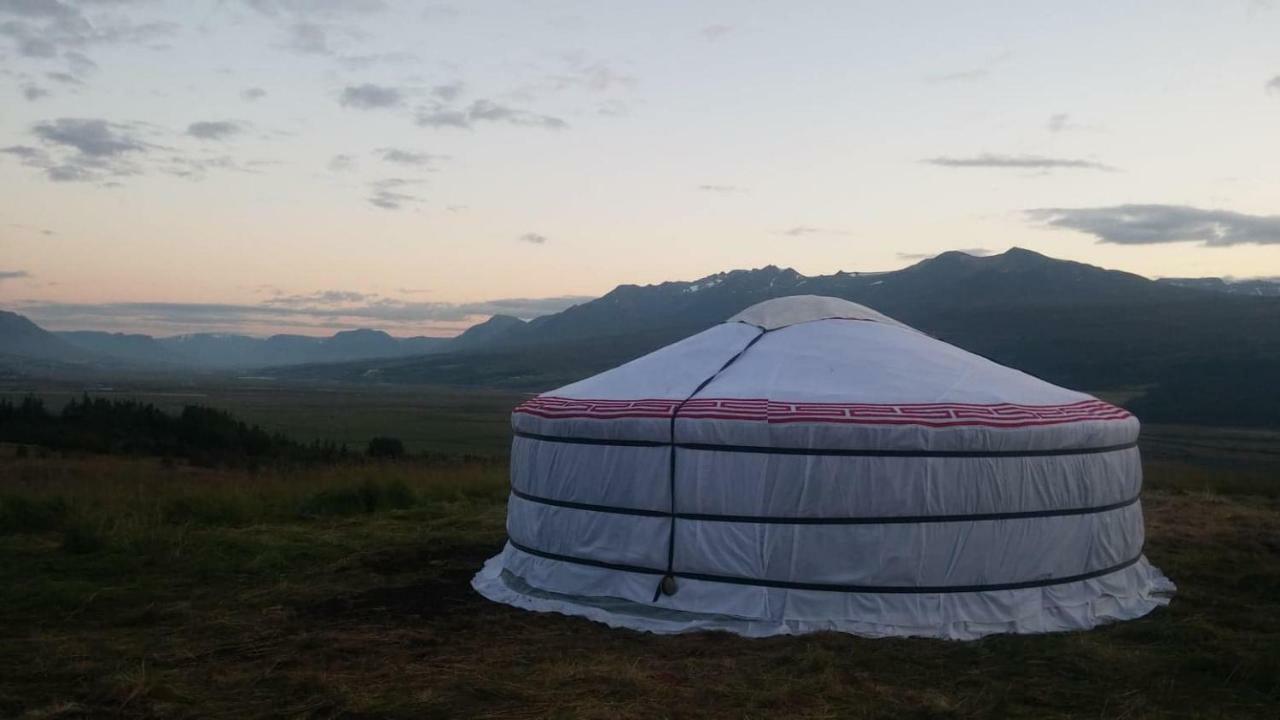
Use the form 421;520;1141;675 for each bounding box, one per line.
472;296;1173;639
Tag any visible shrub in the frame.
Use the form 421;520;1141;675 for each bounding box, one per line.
0;495;69;534
61;521;105;554
366;437;405;459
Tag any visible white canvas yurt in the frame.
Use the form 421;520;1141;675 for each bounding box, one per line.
473;296;1173;639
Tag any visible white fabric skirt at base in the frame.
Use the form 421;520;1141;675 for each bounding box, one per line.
471;546;1175;641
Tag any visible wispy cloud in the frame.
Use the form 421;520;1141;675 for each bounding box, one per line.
22;83;48;100
416;99;567;130
1268;75;1280;95
775;226;851;237
697;184;745;193
328;153;356;172
187;121;242;141
0;269;32;282
376;147;444;167
0;2;177;64
339;83;402;109
518;232;547;245
287;22;330;54
924;153;1115;171
700;24;733;41
243;0;389;18
7;117;150;182
431;81;463;101
241;87;267;101
263;290;376;306
7;116;257;184
924;51;1010;84
1026;205;1280;246
367;177;422;210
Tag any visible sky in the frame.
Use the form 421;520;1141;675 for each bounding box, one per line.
1;0;1279;337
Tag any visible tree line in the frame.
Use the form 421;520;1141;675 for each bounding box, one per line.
0;395;408;467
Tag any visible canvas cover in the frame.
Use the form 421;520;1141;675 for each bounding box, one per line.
473;296;1173;639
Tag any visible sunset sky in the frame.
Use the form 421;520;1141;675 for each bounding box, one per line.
2;1;1279;336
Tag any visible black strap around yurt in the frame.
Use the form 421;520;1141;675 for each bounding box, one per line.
510;539;1146;595
510;486;1141;525
655;325;768;600
511;430;1138;458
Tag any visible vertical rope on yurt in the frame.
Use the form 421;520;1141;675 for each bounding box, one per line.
653;323;768;601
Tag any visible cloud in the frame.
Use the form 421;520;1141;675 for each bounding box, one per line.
924;153;1115;171
33;117;147;157
367;177;422;210
65;50;95;74
287;22;330;54
897;248;992;260
924;51;1010;84
776;226;851;237
376;147;443;167
700;24;733;40
244;0;387;17
339;82;402;109
46;71;82;85
241;87;267;101
186;120;242;140
431;81;463;101
0;3;178;60
11;116;256;184
549;62;637;94
0;269;32;282
328;153;356;172
1047;113;1072;132
697;184;744;193
1026;205;1280;246
416;99;567;130
1268;75;1280;95
22;83;48;100
1;144;45;160
518;232;547;245
263;289;376;306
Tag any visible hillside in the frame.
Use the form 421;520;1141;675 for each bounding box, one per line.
0;311;92;363
277;249;1280;427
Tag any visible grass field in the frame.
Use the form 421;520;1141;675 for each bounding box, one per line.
1;386;1279;718
1;451;1277;717
0;381;528;457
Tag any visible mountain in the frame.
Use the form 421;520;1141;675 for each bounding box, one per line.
278;248;1280;427
0;318;453;370
155;330;451;368
58;331;187;366
448;314;528;351
0;311;92;362
1156;277;1280;297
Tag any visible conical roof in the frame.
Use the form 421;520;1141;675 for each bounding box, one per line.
514;295;1133;451
727;294;909;331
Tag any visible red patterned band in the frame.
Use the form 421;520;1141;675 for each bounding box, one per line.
514;396;1131;428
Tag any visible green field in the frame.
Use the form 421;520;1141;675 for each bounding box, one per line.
1;385;1279;718
0;381;528;457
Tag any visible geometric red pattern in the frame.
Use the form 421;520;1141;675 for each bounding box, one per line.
514;396;1132;428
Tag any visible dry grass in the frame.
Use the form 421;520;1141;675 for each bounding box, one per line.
1;451;1278;719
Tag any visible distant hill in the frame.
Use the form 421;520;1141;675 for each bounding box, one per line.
43;327;453;369
8;249;1280;426
1156;277;1280;297
0;311;92;363
58;331;188;366
277;248;1280;427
